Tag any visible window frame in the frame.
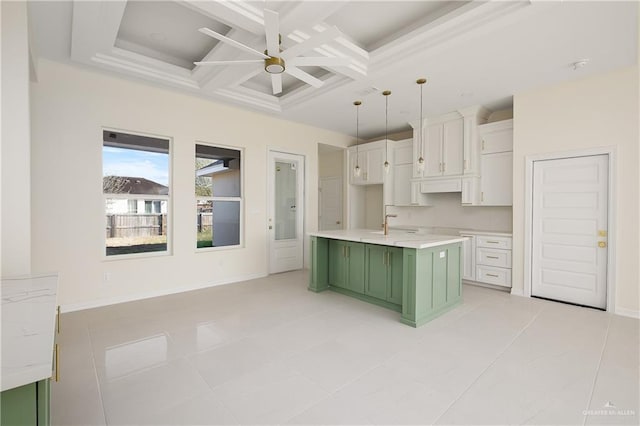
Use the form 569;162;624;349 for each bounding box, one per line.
195;141;244;252
102;128;173;261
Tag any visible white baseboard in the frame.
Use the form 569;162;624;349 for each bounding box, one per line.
615;306;640;319
510;288;525;296
60;272;268;313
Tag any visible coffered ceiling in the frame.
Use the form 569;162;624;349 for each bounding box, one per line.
28;1;638;139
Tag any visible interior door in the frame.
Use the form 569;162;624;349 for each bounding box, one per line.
531;155;608;309
268;151;304;274
319;177;342;230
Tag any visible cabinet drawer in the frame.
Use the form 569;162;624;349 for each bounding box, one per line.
476;235;512;250
476;248;511;268
476;265;512;287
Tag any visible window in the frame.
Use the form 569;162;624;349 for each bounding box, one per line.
103;130;170;256
195;144;242;249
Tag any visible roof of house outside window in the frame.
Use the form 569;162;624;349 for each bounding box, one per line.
103;176;168;195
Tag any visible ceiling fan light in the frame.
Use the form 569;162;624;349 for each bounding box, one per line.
265;57;285;74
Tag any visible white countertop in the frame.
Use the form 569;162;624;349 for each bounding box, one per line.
1;274;58;392
457;229;513;237
309;229;467;249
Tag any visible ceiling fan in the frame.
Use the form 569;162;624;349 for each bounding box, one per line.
194;9;350;95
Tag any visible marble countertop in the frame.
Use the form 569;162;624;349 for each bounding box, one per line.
308;229;467;249
457;229;513;237
2;274;58;392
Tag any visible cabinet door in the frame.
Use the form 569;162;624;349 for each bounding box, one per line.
1;382;37;426
442;119;464;176
424;124;442;177
347;242;366;294
365;245;388;300
412;126;424;178
394;140;413;165
461;177;479;205
366;148;385;184
393;164;412;206
349;148;368;185
480;152;513;206
328;239;348;289
460;235;475;281
386;247;404;305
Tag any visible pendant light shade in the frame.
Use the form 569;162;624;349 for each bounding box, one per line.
416;78;427;172
353;100;362;177
383;90;391;174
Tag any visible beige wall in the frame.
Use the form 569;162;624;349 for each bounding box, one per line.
513;66;639;315
1;1;32;276
318;149;344;178
31;59;351;310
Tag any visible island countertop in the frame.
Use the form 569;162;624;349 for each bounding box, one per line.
1;274;58;392
308;229;467;249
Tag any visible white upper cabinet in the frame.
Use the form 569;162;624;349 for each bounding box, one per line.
478;119;513;206
442;119;464;176
392;139;413;206
479;119;514;154
411;113;465;179
424;124;443;177
348;140;389;185
458;106;491;176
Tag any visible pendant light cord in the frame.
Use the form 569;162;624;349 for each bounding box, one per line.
420;82;424;158
385;94;388;163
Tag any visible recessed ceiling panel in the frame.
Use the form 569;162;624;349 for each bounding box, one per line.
116;1;231;69
324;1;469;50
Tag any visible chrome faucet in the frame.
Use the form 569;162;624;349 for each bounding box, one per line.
383;214;397;236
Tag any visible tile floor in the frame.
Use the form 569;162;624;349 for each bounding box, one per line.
52;270;639;425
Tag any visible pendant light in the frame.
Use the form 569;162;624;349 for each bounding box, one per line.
353;100;362;177
416;78;427;172
382;90;391;174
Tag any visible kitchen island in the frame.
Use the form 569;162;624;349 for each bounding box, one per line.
308;229;466;327
2;274;58;425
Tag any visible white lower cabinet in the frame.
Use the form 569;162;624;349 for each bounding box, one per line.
460;234;475;281
460;232;512;288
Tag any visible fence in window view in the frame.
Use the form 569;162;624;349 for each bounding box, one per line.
106;214;167;238
197;212;213;232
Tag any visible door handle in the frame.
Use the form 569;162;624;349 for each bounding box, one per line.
598;241;607;248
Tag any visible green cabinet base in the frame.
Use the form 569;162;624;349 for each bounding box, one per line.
330;285;402;313
1;379;50;426
310;236;463;327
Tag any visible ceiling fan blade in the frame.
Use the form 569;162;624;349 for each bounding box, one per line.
288;57;350;67
198;27;269;59
281;26;341;60
286;66;323;88
194;60;264;66
271;74;282;95
264;9;280;57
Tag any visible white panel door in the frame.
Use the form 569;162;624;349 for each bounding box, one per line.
319;176;342;231
531;155;608;309
268;151;304;274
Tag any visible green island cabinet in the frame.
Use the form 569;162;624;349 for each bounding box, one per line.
0;379;50;426
310;236;462;327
